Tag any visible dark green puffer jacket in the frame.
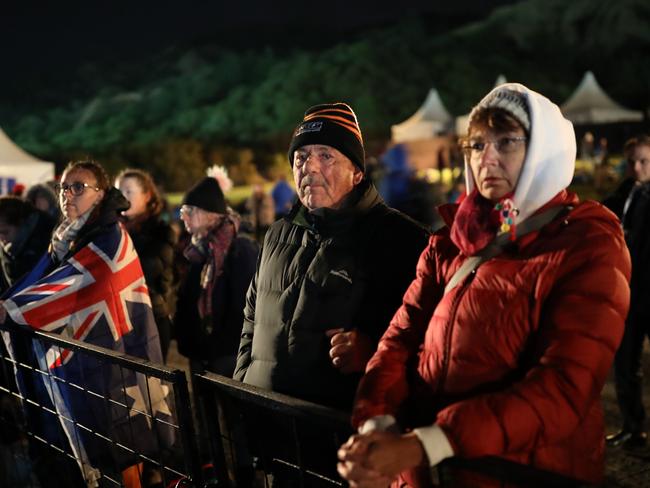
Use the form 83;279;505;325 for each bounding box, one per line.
234;180;430;409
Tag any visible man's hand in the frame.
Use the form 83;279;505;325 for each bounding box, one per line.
337;431;426;487
325;328;375;374
0;301;6;324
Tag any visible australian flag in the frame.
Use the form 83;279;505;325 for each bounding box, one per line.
1;223;174;484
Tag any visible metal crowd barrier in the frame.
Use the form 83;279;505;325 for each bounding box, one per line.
0;323;203;488
193;372;353;488
192;373;594;488
0;321;592;488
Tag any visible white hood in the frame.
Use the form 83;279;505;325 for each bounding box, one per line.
464;83;576;225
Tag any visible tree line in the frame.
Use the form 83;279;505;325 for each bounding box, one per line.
4;0;649;190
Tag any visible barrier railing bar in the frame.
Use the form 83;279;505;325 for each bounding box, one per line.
0;323;180;380
272;459;344;485
171;368;204;487
195;372;350;425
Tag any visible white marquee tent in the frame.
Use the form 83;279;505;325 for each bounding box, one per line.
0;128;54;193
455;75;508;135
391;88;453;143
561;71;643;125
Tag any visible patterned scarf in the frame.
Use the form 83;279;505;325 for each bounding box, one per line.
183;210;240;321
449;189;509;256
50;208;95;262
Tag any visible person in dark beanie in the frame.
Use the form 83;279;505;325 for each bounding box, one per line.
234;102;430;409
174;173;258;377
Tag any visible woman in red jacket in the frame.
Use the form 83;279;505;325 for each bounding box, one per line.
338;84;631;487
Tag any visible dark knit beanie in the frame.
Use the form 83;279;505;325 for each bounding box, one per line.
288;102;365;173
183;177;226;214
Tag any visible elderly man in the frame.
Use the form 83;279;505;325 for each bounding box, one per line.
234;103;429;409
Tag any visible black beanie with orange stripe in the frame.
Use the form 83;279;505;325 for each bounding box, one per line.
288;102;365;173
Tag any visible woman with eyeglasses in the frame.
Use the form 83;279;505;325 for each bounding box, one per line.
115;168;177;361
338;84;631;487
174;174;258;378
0;160;169;488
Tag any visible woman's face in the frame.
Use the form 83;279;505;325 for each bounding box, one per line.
466;126;528;202
180;205;222;238
59;168;105;221
118;177;150;219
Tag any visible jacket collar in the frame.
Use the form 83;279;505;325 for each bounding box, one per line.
287;179;383;236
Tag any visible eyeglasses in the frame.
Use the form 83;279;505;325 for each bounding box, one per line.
462;136;528;158
57;181;101;196
180;205;198;216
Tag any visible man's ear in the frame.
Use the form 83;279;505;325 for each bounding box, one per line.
352;169;363;185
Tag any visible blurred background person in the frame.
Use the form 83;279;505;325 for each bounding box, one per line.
116;168;177;361
607;135;650;450
270;174;296;219
0;196;55;488
602;136;641;219
0;197;56;294
244;182;275;243
594;136;610;193
25;182;61;221
174;175;258;377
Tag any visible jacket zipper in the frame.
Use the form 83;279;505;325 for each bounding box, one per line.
436;269;476;395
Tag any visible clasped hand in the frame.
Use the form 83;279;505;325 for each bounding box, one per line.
337;431;425;487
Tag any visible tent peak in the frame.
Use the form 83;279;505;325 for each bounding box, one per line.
391;87;453;143
561;71;643;124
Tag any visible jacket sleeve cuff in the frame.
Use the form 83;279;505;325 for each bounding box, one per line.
413;425;455;467
358;415;398;434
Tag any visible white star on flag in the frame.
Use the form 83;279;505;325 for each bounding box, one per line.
124;375;172;428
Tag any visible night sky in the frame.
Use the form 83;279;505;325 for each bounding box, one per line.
2;1;518;90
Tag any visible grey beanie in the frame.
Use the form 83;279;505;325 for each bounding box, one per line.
469;88;531;132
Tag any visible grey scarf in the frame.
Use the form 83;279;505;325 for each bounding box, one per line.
50;209;94;262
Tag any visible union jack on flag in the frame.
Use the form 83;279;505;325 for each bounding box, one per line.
1;221;172;482
4;224;155;369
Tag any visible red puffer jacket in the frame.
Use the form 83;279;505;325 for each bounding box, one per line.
352;191;631;485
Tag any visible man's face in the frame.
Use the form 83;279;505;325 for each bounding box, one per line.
292;145;363;211
632;144;650;183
